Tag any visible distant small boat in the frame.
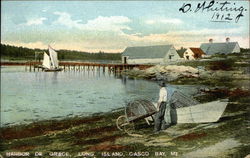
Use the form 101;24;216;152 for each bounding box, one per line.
42;45;62;72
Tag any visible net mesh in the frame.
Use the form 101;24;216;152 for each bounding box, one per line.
125;99;157;122
170;91;200;109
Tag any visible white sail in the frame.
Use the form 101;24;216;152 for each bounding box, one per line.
42;52;52;69
48;45;59;68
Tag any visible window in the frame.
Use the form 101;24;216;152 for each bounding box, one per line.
169;55;174;60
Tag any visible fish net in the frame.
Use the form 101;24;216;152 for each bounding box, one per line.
169;91;200;109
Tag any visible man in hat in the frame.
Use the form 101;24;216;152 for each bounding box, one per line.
154;81;171;133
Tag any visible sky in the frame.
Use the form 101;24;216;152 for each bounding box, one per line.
1;1;249;52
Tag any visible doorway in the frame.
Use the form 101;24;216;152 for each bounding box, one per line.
169;55;174;60
123;57;127;64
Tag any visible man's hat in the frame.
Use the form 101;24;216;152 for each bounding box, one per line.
159;81;166;87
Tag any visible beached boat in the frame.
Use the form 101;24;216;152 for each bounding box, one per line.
175;99;228;123
161;90;228;123
42;46;62;72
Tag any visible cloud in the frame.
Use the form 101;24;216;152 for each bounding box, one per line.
145;20;155;25
53;12;131;33
145;18;183;25
123;27;243;43
3;40;123;53
3;12;248;52
26;17;47;26
82;16;131;32
53;12;80;28
169;28;242;36
3;27;249;53
120;27;248;49
4;41;48;49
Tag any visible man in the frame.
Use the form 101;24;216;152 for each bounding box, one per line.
154;81;171;133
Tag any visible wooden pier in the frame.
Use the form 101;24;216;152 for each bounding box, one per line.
1;61;153;73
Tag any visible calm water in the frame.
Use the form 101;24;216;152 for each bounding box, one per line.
1;66;200;127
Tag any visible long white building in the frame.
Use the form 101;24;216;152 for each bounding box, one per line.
200;38;240;55
121;45;180;64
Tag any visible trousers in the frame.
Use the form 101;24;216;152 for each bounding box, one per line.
154;102;167;132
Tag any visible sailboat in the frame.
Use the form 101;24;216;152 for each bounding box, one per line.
42;45;62;72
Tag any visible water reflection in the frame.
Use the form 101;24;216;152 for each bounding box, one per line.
121;75;127;85
52;72;58;84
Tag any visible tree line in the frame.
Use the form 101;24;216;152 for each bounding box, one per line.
1;44;121;61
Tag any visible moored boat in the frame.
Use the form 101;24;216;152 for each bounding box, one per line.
41;45;62;72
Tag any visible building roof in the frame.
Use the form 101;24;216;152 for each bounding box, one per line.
177;49;186;58
200;42;238;55
122;45;174;59
190;48;205;56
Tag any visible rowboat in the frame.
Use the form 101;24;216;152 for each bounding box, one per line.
175;99;228;123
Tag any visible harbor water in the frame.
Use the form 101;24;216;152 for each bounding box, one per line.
1;66;200;127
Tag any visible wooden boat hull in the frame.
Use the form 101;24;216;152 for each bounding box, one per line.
37;64;63;72
176;99;228;123
44;68;63;72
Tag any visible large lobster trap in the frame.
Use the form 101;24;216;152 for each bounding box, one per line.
116;99;157;134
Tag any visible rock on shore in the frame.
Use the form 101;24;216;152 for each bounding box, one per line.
123;65;249;82
124;65;199;81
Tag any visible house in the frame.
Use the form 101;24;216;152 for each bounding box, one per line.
183;48;205;60
122;45;180;64
200;38;240;55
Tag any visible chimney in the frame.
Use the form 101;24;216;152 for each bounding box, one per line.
226;37;230;43
209;39;213;43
